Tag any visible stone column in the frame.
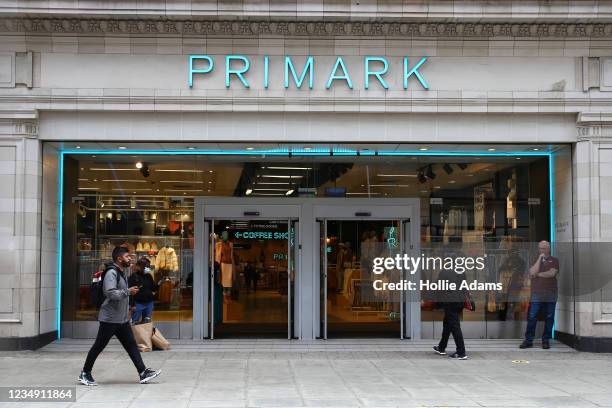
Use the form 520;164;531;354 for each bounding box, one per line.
0;112;50;349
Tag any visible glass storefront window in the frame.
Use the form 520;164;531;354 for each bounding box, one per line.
56;143;561;339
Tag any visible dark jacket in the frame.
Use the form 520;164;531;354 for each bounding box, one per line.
437;268;467;311
128;272;158;304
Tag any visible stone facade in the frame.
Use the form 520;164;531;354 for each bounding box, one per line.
1;0;612;349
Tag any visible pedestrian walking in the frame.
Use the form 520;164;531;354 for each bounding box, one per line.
78;246;161;386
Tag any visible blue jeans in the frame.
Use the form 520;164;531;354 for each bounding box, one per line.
131;301;153;324
524;298;556;342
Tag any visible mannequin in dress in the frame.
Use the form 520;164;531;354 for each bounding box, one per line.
215;230;235;304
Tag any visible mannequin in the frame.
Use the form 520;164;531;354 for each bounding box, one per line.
215;230;235;304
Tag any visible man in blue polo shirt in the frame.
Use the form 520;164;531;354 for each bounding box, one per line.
520;240;559;350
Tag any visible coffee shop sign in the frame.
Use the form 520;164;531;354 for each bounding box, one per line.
188;55;429;90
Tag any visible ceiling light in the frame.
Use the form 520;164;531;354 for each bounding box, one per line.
448;180;456;184
255;182;292;185
102;179;148;183
532;148;540;151
260;175;303;179
187;147;196;150
130;197;136;208
78;187;100;190
246;147;255;151
264;166;312;171
303;147;312;151
516;157;522;160
245;189;253;196
209;170;213;173
90;168;139;171
377;174;417;177
75;145;81;149
155;169;204;173
487;148;496;151
286;189;294;196
443;163;454;175
419;147;429;151
369;184;411;187
135;162;143;169
91;155;96;158
118;146;127;150
159;180;204;184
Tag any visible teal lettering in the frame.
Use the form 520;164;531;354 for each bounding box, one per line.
364;57;389;90
188;55;214;88
403;57;429;90
326;57;353;89
285;56;314;89
226;55;250;88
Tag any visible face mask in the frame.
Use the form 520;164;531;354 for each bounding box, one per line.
144;267;152;274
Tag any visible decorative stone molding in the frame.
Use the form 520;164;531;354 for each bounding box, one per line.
0;18;611;38
577;112;612;142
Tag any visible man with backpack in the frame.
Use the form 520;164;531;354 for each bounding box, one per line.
78;246;162;386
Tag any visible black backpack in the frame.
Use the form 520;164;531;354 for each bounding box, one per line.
90;265;120;308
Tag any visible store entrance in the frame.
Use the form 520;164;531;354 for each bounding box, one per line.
319;219;411;338
207;219;297;338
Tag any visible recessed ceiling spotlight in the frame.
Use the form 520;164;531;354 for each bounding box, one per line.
488;148;496;151
246;147;254;151
516;157;522;160
135;162;143;169
75;145;81;149
532;148;540;151
245;189;253;195
187;147;196;150
303;147;312;151
118;146;127;150
209;170;213;173
419;147;429;151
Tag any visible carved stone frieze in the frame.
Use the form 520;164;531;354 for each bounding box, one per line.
0;18;610;38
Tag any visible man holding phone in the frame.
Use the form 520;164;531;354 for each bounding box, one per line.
520;240;559;350
78;246;161;386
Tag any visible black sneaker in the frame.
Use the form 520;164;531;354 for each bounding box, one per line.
77;371;97;386
433;346;446;355
542;341;550;349
519;341;533;349
448;352;467;360
139;368;161;384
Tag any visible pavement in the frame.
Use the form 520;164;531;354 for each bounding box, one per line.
0;339;611;408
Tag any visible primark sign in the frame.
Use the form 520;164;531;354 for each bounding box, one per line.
188;55;429;90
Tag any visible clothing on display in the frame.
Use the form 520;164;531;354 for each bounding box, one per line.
443;207;469;241
155;246;179;272
215;241;234;289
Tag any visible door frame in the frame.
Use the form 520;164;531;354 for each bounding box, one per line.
194;198;301;340
312;200;420;340
194;197;420;340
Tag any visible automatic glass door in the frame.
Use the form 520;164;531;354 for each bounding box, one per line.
207;218;294;339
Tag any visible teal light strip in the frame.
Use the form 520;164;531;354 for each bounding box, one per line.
56;152;64;339
55;147;555;339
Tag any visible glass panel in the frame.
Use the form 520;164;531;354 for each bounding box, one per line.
325;220;402;338
211;219;289;338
